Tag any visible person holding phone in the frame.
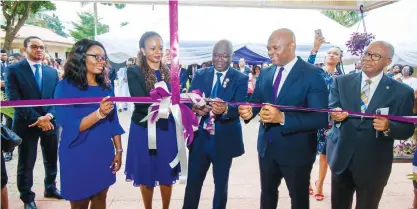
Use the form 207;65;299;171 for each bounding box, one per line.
306;31;344;201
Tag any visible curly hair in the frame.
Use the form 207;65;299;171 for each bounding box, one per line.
137;31;170;91
63;39;110;90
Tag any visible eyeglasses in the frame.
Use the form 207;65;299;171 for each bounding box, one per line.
362;52;383;61
30;45;45;50
213;53;231;60
86;54;107;62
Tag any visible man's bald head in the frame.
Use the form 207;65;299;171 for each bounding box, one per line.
361;40;394;78
267;28;297;66
269;28;296;44
370;41;394;59
212;39;233;72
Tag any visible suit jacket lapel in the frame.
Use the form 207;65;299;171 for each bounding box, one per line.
366;75;391;114
218;67;234;98
276;59;303;104
22;59;42;96
41;65;49;98
204;67;215;98
351;73;362;113
264;66;276;104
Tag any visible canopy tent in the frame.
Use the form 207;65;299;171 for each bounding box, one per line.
97;5;352;64
350;0;416;66
232;45;270;65
67;0;397;11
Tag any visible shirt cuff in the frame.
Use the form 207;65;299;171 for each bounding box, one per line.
46;113;54;119
280;112;285;125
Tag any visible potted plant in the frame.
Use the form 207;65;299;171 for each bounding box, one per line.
393;136;416;163
345;32;376;56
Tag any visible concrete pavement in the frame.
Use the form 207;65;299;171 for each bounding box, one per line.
3;111;414;209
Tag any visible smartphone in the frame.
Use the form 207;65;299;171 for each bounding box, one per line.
315;29;323;39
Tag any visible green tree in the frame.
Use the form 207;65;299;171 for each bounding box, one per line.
81;2;126;40
1;1;56;51
321;10;361;28
70;12;109;40
120;21;129;27
27;12;68;37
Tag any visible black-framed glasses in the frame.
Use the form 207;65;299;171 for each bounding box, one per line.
362;52;383;61
86;54;107;62
30;45;45;51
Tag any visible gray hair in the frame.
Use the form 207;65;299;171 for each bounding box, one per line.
372;41;395;58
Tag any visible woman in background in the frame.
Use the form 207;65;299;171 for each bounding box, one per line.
125;31;179;209
54;39;124;209
308;36;344;201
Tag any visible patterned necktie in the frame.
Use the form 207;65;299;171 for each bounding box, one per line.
205;72;223;135
34;64;42;91
360;79;372;113
273;67;285;101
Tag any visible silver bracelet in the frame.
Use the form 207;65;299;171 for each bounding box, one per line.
115;148;123;153
96;108;106;119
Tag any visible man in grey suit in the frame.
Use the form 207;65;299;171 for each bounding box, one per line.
327;41;415;209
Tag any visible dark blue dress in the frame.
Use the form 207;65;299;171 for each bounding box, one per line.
54;79;125;201
125;70;180;187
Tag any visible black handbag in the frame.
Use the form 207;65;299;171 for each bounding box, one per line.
1;124;22;152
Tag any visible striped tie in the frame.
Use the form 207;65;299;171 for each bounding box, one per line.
360;79;372;113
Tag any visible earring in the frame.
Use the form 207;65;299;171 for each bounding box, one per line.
143;53;146;56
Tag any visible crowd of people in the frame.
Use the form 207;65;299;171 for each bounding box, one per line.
0;27;416;209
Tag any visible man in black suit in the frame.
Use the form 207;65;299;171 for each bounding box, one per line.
237;58;252;75
327;41;415;209
5;36;62;209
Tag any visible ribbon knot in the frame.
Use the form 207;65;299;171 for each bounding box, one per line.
141;81;205;183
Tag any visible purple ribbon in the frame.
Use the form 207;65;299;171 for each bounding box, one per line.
2;97;416;124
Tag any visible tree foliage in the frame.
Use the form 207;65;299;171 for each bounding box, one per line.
1;1;56;51
321;10;361;28
27;12;68;37
70;12;109;40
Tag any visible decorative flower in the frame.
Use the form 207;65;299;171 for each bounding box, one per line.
345;32;376;56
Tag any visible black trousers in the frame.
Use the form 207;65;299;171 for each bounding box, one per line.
16;127;58;203
331;169;385;209
259;153;313;209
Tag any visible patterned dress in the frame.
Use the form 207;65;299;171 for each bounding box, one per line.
307;54;340;154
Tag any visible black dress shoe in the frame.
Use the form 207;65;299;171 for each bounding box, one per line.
4;152;12;161
44;188;63;199
24;201;38;209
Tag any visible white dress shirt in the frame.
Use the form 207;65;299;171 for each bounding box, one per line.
273;56;298;98
402;77;417;91
211;68;228;92
27;59;54;119
27;59;43;81
361;71;383;106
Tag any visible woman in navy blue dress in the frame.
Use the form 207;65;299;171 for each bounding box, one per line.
125;31;179;209
54;39;125;208
308;36;344;201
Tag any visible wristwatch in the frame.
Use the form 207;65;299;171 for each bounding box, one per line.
115;148;123;153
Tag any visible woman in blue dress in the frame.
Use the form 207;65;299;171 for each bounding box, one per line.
308;37;344;201
125;31;179;209
54;39;125;208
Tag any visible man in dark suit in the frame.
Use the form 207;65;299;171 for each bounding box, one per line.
179;65;189;92
327;41;415;209
182;40;248;209
5;36;62;209
238;28;329;209
237;58;252;75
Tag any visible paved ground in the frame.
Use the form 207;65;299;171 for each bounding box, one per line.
3;111;415;209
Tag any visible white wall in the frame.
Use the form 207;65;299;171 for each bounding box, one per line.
46;45;68;59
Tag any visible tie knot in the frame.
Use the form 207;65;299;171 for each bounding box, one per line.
366;79;372;85
34;64;40;69
216;72;222;79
